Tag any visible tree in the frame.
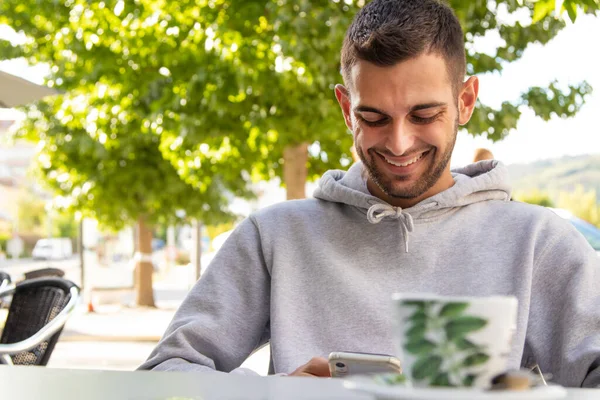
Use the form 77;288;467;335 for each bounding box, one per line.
51;208;79;239
452;0;597;141
151;0;598;199
0;1;256;306
17;194;79;238
513;189;555;208
558;185;600;227
17;194;46;236
135;0;361;199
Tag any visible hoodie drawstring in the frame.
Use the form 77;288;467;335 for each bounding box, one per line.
367;203;415;253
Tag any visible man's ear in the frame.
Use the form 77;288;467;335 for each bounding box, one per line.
458;76;479;126
335;84;353;130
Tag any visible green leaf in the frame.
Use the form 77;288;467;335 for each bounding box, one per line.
438;302;469;318
0;39;25;60
431;373;454;387
563;0;579;22
412;355;443;381
463;353;490;367
445;317;488;340
463;374;477;387
374;373;407;386
454;337;479;351
521;81;592;122
409;310;427;324
406;322;427;342
404;339;437;355
532;0;555;23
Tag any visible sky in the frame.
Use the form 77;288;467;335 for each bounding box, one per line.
451;13;600;167
1;12;599;169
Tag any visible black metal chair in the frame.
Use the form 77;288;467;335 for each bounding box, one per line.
0;271;11;309
0;271;10;290
0;277;79;365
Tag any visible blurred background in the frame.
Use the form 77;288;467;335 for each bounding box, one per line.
0;0;598;373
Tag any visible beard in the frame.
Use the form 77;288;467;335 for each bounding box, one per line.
356;118;458;200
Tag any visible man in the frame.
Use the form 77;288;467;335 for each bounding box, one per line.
139;0;600;386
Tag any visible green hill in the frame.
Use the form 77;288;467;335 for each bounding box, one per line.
506;154;600;201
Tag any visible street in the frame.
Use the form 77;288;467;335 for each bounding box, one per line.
0;256;81;285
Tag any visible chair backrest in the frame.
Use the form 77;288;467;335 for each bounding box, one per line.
0;271;10;289
0;278;78;366
0;271;11;308
23;267;65;280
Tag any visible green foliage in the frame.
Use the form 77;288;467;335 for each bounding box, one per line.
558;185;600;227
205;221;235;244
451;0;597;141
412;355;444;381
51;209;79;238
508;154;600;229
17;194;46;235
16;194;79;238
405;339;437;354
439;302;469;318
0;1;256;231
532;0;600;23
402;301;489;387
511;162;600;235
445;316;488;341
0;0;597;215
0;232;11;253
373;373;407;386
153;225;168;242
513;189;555;207
157;0;597;173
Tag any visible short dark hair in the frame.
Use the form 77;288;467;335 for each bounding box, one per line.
341;0;466;94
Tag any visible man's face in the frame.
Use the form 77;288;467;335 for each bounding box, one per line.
336;54;478;206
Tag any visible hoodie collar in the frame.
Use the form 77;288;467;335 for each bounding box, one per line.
313;160;511;253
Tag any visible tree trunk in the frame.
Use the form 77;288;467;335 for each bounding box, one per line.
135;217;155;307
191;220;202;283
78;219;84;290
283;143;309;200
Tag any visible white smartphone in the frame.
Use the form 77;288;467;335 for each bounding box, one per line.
328;351;402;378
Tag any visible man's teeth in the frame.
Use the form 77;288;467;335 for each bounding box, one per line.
384;153;424;167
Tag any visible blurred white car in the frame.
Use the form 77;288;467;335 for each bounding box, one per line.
32;238;73;260
548;208;600;257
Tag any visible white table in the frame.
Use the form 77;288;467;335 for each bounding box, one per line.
0;367;597;400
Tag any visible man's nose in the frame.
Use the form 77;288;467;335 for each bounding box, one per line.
385;120;416;156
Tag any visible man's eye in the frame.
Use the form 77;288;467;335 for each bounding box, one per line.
358;116;388;127
411;114;440;124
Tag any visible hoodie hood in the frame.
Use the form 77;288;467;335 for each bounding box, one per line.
313;160;511;252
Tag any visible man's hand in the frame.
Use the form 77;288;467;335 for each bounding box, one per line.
289;357;331;377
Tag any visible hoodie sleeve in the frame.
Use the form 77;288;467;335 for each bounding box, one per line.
138;217;271;374
524;220;600;387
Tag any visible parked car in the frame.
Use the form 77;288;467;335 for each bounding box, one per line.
548;208;600;256
152;238;166;251
32;238;73;260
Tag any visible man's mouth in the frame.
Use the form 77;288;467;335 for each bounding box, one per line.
380;150;430;167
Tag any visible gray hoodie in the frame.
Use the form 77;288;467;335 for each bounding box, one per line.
139;160;600;387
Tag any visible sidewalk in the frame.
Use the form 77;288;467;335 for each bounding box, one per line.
60;303;177;342
48;285;183;370
47;284;270;374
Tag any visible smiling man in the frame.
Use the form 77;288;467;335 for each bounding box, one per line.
140;0;600;387
336;53;477;208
